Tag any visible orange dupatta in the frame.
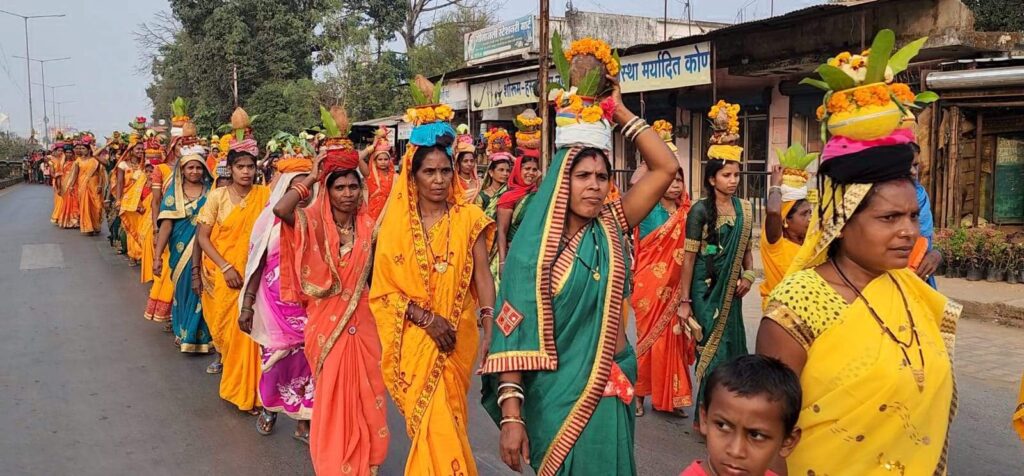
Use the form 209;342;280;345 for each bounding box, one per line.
366;160;394;221
76;157;104;234
632;196;695;411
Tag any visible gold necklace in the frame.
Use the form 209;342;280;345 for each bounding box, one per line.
419;203;452;273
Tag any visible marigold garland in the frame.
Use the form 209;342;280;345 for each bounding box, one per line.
564;37;620;76
708;100;741;135
652;119;673;136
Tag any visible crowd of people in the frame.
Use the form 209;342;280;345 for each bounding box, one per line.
32;33;1023;476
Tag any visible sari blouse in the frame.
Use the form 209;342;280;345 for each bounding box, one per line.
765;269;960;475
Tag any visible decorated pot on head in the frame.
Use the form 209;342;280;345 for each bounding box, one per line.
548;33;620;152
708;100;743;163
805;29;938;142
513;109;542;159
319;105;360;172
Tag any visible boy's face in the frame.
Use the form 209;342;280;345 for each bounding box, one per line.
699;387;801;476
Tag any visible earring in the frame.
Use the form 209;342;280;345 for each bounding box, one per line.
783;222;789;229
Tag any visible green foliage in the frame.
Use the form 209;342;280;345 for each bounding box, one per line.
865;29;895;85
774;143;818;171
407;5;494;78
814;65;855;91
967;0;1024;32
246;79;321;144
551;30;570;89
799;78;830;91
888;37;928;75
319;106;341;138
0;132;34;160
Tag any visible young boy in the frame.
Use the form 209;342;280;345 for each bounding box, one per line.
682;354;802;476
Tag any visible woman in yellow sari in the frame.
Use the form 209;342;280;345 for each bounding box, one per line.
118;142;148;265
73;139;106;236
142;143;186;325
57;143;80;229
49;144;66;224
757;129;959;474
195;126;270;412
370;76;495;476
759;146;816;308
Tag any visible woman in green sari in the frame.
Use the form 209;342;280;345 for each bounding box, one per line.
480;70;679;475
153;153;214;353
478;154;512;213
677;101;755;426
495;154;541;267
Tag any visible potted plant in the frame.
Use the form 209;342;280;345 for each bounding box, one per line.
1006;243;1021;284
986;230;1008;282
964;227;986;281
933;229;952;276
945;227;968;279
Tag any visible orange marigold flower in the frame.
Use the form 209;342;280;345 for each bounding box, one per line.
816;105;826;121
889;83;915;104
580;105;603;123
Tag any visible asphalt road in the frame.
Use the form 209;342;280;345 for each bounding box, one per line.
1;183;1021;475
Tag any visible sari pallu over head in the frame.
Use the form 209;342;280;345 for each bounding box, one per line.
158;154;214;352
481;145;634;475
368;116;495;460
496;154;538;209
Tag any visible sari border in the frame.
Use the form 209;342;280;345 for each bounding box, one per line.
939;300;961;360
538;206;625;476
314;231;374;376
407;212;490;437
532;148;582;371
763;301;815;350
694;198;752;383
636;285;683;357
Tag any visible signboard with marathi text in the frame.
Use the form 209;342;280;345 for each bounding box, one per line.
470;71;563;111
465;16;536;64
619;42;712;93
441;81;469;110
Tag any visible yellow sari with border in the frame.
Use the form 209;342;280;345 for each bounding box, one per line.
142;163;174;321
370;145;494;476
120;161;147;260
198;185;271;411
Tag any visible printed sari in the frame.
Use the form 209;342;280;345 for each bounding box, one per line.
75;157;104;234
633;199;695;412
198;184;271;411
242;172;314;420
482;146;637;476
120;161;148;260
765;269;959;474
758;200;801;309
159;155;214;353
280;188;390;476
370;138;494;476
684;197;752;410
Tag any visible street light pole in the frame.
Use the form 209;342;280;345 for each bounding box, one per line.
19;56;71;145
0;9;66;142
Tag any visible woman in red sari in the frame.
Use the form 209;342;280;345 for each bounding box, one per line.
358;127;394;221
275;146;390;476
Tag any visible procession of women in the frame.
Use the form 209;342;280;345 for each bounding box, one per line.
38;32;1019;476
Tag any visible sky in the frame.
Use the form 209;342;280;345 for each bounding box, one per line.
0;0;817;140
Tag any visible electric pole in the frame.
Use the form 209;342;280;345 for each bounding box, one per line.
0;9;66;142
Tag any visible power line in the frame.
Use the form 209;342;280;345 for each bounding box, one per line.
0;40;26;95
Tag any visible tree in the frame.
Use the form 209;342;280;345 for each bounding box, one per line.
246;79;323;144
320;49;410;121
967;0;1024;32
0;131;33;161
408;5;494;77
401;0;480;50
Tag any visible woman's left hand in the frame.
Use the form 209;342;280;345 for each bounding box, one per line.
736;277;753;298
476;330;492;375
238;308;254;334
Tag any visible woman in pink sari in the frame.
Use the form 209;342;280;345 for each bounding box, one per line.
239;155;316;441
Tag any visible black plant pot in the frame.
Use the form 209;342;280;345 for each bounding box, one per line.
1008;271;1020;285
986;267;1006;282
965;263;984;281
1018;269;1024;284
947;266;962;279
936;262;947;276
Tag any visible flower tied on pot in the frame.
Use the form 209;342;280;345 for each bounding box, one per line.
708;100;743;162
455;124;477;157
652;119;676;152
143;129;165;165
319;105;359;173
802;29;939;143
547;32;619;151
513;109;541;159
402;74;457;162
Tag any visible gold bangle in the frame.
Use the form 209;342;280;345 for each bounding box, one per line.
623;118;645;139
499;416;526;428
621;116;641;133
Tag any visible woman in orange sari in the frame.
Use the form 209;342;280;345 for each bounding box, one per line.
49;143;66;225
633;170;695;418
358;127;394;221
455;126;481;203
118;141;148;265
370;76;496;475
73;138;105;236
195;124;270;412
275;150;390;475
57;142;80;229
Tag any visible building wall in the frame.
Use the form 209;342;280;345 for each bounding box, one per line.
552;10;726;50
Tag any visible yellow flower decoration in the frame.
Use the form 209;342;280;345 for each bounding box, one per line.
564;37;620;77
416;106;435;124
888;83;915;104
580;105;603;123
652;120;673;135
708;100;741;135
516;113;543;128
434;105;454;122
403;108;418;124
568;94;584;113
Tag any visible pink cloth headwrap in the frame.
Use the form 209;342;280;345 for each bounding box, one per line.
822;128;914;162
229;138;259;157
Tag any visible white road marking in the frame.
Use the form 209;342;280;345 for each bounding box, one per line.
20;244;64;270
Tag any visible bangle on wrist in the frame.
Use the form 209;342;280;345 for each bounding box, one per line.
768;186;782;195
629;124;651;142
499;416;526;428
220;262;233;273
742;270;757;282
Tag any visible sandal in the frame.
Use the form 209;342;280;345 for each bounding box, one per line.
670;408;689;419
256;409;277;436
163;322;173;333
205;360;223;374
293;431;310;445
635;401;645;417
